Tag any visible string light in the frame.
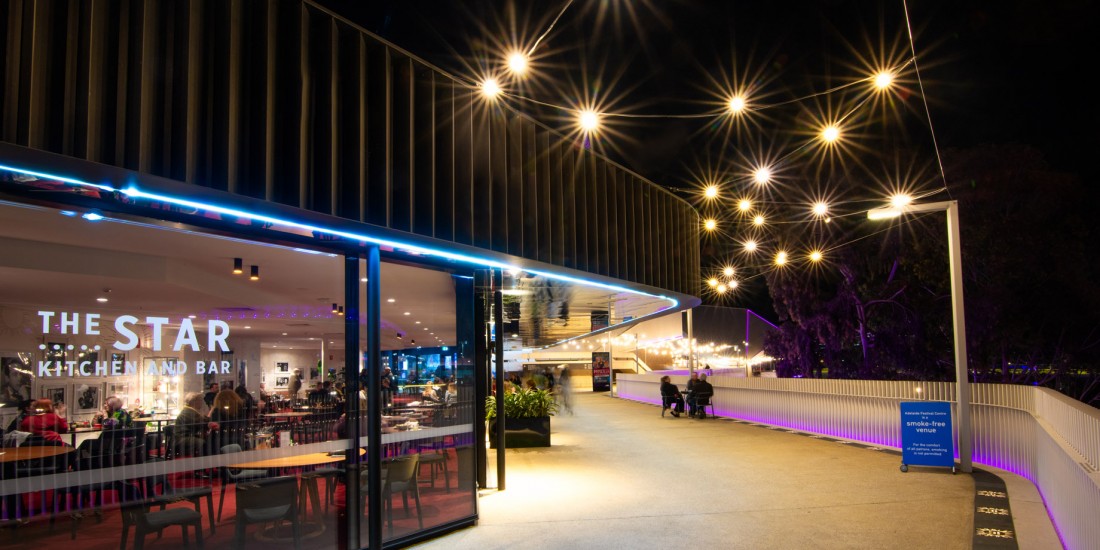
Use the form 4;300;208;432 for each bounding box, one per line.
727;95;746;114
507;51;529;76
480;78;502;99
716;284;728;294
873;71;894;90
453;9;942;291
753;166;772;185
578;110;600;132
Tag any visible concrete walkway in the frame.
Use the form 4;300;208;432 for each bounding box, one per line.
413;392;1060;550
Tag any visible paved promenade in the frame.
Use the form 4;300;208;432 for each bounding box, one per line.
414;391;1061;550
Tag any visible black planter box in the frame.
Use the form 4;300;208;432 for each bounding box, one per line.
488;416;551;448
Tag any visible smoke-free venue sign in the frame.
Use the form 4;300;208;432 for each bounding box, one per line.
900;400;955;468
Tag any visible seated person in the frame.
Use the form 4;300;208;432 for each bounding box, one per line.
100;396;134;428
443;383;458;405
692;374;715;419
210;389;248;449
175;392;216;456
20;398;68;444
5;398;35;433
203;383;220;408
421;383;443;403
685;372;700;416
659;376;684;417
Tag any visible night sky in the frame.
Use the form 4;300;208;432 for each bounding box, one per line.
317;0;1097;313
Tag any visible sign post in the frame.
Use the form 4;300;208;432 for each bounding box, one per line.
899;401;956;473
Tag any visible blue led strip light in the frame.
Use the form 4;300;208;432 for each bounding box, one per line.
0;163;679;309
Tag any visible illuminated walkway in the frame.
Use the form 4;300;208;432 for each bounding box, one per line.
414;392;1061;549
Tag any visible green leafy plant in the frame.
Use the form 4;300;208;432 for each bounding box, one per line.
485;388;558;421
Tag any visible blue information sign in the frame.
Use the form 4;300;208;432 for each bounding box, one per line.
900;401;955;469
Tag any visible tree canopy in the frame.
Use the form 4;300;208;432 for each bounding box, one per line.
762;145;1100;405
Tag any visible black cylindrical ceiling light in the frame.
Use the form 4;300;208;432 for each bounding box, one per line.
332;303;339;314
338;306;345;316
250;265;259;280
233;258;243;274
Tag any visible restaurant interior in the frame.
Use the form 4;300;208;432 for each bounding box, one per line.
0;199;478;548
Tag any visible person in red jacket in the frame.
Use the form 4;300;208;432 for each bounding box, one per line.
20;398;69;444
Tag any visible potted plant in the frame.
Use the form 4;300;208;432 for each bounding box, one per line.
486;387;558;448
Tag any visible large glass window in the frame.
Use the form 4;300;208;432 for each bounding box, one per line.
0;198;480;549
0;201;347;548
355;260;478;544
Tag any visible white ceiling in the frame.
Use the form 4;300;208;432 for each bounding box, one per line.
0;198;675;353
0;201;457;351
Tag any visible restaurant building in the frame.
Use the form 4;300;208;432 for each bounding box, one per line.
0;1;699;548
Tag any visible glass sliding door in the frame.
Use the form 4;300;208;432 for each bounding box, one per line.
356;259;478;545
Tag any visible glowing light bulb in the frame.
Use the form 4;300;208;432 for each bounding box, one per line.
890;193;913;208
873;71;894;90
716;284;728;294
704;219;717;231
775;251;788;266
722;266;735;278
738;198;752;212
753;166;771;184
729;280;739;289
812;202;828;216
743;239;758;252
707;277;719;288
809;250;823;262
481;78;501;99
728;96;746;114
821;125;840;143
579;110;600;132
507;52;529;75
704;185;719;199
753;215;765;227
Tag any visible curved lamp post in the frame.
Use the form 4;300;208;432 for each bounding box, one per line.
868;200;972;473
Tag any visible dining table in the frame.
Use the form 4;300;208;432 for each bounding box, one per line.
0;445;74;463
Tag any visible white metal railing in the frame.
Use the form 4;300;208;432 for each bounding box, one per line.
617;374;1100;550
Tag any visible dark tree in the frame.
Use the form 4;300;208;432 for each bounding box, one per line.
762;145;1100;404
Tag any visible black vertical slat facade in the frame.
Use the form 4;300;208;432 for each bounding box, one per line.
0;0;699;297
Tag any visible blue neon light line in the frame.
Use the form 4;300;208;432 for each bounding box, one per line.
0;163;678;307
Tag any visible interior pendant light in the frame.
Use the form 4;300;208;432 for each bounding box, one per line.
250;265;259;280
233;258;243;274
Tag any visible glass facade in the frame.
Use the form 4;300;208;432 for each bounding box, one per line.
0;199;475;548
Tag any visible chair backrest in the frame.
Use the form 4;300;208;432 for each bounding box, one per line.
384;455;419;484
236;476;297;522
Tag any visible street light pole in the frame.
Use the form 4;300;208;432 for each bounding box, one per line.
868;199;972;473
